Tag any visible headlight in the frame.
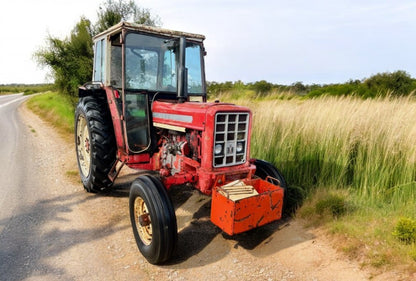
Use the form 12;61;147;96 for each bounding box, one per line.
214;144;223;155
236;142;244;153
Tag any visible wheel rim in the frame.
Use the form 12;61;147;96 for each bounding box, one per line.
134;197;153;245
76;115;91;177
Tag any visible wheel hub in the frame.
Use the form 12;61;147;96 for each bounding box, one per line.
138;213;151;227
134;197;152;245
84;137;90;153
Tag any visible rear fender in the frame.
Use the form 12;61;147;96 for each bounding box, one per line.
78;82;106;98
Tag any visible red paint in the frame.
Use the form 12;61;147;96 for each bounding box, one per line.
105;87;125;151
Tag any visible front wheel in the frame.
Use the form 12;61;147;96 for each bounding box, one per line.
129;175;177;264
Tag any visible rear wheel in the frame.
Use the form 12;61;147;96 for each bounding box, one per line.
254;159;287;208
129;175;177;264
75;96;116;192
254;159;287;189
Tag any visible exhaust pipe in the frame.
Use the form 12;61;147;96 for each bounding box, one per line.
177;37;187;103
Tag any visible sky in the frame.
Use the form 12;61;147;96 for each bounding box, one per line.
1;0;416;85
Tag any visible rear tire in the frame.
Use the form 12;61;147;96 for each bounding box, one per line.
129;175;177;264
254;159;287;190
75;96;116;193
254;159;287;209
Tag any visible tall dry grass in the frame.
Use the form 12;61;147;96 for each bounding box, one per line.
239;95;416;208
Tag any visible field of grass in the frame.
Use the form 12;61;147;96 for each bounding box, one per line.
216;93;416;272
0;84;55;95
248;96;416;202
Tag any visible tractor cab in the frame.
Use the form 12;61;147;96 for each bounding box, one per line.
89;22;206;154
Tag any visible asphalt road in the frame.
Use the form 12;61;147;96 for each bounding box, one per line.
0;94;126;281
0;93;31;231
0;93;35;279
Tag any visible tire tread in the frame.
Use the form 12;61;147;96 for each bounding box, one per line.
75;96;116;192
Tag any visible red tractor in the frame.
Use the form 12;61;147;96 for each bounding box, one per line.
75;22;286;264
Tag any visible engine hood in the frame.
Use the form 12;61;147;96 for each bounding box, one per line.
151;101;251;132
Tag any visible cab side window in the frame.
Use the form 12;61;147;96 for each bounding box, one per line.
125;92;149;151
93;39;106;82
110;45;122;88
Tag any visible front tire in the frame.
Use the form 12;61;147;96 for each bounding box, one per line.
129;175;177;264
75;96;116;192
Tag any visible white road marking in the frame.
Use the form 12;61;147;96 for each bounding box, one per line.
0;93;24;99
0;95;28;108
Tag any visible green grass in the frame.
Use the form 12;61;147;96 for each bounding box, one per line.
27;92;75;134
0;84;55;95
27;92;80;182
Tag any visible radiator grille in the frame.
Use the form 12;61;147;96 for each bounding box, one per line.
213;112;249;167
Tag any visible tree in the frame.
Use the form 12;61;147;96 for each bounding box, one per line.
291;81;306;94
94;0;161;34
35;18;93;97
35;0;161;96
364;70;413;96
251;80;272;95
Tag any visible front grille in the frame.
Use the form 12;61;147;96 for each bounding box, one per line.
213;112;249;167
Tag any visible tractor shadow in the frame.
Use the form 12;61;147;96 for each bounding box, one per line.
105;169;159;198
165;185;308;268
0;192;129;281
108;171;314;268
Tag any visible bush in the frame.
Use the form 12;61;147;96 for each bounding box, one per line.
290;82;307;94
284;185;307;215
364;70;413;97
0;84;55;94
250;80;272;95
393;217;416;244
23;89;35;95
207;81;235;97
315;194;348;218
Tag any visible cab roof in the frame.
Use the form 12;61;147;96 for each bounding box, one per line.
93;21;206;43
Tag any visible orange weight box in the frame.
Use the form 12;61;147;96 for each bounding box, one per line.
210;178;284;235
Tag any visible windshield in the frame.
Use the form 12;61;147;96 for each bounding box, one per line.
125;33;204;94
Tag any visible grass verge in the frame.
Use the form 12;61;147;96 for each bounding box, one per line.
26;92;75;135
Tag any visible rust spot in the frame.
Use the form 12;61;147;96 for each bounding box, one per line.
138;214;151;227
271;200;281;210
270;193;282;210
256;215;265;227
235;214;251;222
